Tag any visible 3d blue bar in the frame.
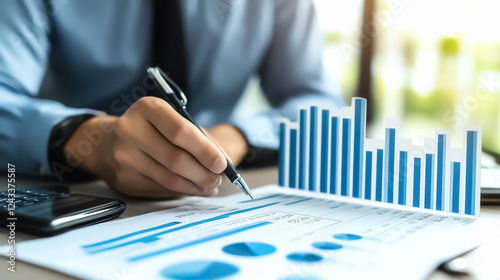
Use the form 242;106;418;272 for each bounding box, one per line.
329;117;339;194
376;149;383;201
384;128;396;203
413;157;421;207
436;134;446;210
320;109;329;193
298;109;307;190
289;129;298;189
309;107;318;191
398;151;407;205
365;151;373;199
424;154;434;209
353;99;366;198
465;131;477;215
451;161;460;213
279;122;286;187
341;118;351;196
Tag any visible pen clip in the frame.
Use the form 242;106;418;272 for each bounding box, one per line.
147;67;188;107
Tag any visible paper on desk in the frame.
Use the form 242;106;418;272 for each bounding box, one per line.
0;185;487;280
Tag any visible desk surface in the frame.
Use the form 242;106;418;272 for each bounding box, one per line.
1;167;499;279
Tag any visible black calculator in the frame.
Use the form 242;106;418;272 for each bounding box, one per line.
0;186;126;236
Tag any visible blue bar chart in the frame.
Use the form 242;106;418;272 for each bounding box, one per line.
279;98;482;215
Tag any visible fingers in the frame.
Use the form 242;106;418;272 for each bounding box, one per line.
136;97;227;173
114;116;222;192
110;96;229;198
146;127;224;191
113;143;221;196
112;169;182;198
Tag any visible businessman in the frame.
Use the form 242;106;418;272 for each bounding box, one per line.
0;0;342;197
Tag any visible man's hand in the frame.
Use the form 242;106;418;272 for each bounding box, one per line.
64;97;248;198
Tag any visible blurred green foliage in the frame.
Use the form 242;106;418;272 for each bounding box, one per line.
440;37;460;56
324;31;343;45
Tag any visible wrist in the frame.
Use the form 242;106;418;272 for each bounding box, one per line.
49;114;96;181
63;115;117;178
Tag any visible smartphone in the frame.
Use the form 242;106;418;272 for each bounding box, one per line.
0;186;126;236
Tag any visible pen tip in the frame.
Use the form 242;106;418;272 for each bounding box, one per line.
249;194;255;202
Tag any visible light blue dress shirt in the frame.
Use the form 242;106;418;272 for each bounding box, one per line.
0;0;343;175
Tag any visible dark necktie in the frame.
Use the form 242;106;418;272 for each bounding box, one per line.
152;0;188;97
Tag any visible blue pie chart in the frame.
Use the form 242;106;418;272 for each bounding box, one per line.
222;242;276;257
160;260;239;280
312;241;343;250
333;233;362;241
286;252;323;263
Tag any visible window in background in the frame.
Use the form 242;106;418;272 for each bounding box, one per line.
316;0;500;154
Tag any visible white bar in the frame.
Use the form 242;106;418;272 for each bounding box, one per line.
435;129;451;212
298;106;310;191
278;118;290;187
315;104;330;193
398;139;412;206
465;126;482;216
331;110;342;195
410;145;426;209
340;106;354;197
290;122;300;190
424;138;436;210
365;139;381;201
384;120;399;203
449;147;463;213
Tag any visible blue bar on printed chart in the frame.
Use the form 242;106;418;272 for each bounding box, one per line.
384;128;396;203
451;162;460;213
341;118;351;196
320;110;329;193
413;157;421;207
86;203;279;255
309;107;318;191
365;151;373;199
329;117;339;194
128;221;271;262
279;122;286;187
398;151;408;205
289;129;297;189
376;149;383;201
353;99;366;198
465;131;477;215
436;134;446;210
424;154;435;209
298;109;307;190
